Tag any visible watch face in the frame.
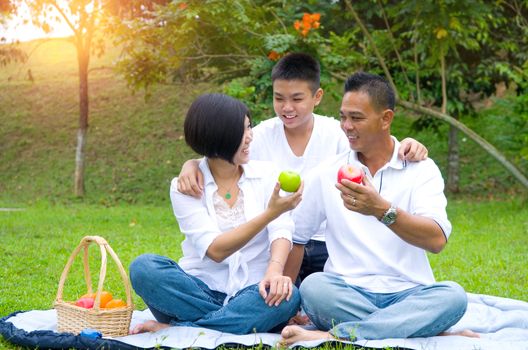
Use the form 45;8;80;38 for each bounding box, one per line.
382;207;397;225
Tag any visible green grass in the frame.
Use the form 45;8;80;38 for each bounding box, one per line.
0;199;526;349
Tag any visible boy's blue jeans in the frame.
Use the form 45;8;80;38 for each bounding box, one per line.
296;239;328;286
129;254;300;334
300;272;468;340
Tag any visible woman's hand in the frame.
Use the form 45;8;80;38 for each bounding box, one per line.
267;181;304;218
259;271;293;306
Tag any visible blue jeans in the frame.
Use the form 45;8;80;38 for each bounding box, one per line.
296;240;328;286
300;272;468;340
129;254;301;334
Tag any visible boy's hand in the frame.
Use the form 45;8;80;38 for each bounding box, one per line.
177;159;204;198
399;138;428;161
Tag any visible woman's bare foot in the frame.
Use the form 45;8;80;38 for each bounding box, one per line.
279;325;333;346
287;312;311;326
130;320;170;334
439;329;480;338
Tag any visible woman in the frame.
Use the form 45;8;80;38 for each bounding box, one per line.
130;93;303;334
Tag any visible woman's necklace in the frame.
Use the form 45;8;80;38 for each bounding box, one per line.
218;176;239;199
209;163;241;200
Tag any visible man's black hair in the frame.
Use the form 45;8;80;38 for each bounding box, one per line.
344;72;395;111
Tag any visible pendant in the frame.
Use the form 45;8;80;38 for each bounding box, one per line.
225;192;232;199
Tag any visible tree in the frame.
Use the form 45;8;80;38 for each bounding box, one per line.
5;0;168;197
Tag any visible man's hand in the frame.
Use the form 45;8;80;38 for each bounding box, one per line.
335;177;390;219
399;138;428;161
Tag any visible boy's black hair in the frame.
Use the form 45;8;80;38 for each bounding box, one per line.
184;93;251;163
344;72;395;111
271;52;320;94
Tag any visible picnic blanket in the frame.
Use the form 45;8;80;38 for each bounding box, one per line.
1;293;527;349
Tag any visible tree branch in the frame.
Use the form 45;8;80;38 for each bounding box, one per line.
399;100;528;189
344;0;399;100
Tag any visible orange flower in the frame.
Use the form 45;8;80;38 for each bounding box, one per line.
293;12;321;37
178;2;188;10
294;20;301;31
268;51;280;61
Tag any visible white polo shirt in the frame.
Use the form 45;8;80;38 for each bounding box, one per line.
170;159;294;298
292;138;452;293
250;114;349;241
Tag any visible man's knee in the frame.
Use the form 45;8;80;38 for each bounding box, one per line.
299;272;331;305
437;281;468;313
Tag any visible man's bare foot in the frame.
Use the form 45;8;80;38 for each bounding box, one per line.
279;325;333;346
439;329;480;338
130;320;170;334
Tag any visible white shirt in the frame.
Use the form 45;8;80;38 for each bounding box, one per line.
292;138;452;293
170;159;294;299
250;114;349;240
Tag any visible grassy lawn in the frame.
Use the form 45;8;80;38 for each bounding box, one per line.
0;199;527;349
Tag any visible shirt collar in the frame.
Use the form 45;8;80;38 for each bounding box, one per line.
349;136;407;171
199;158;262;188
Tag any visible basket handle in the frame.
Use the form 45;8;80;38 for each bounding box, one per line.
55;236;134;310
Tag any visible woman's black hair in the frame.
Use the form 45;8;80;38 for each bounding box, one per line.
184;93;251;163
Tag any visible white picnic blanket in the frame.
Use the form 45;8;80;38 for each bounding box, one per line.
6;293;528;349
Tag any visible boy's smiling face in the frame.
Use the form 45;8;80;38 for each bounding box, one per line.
273;79;323;132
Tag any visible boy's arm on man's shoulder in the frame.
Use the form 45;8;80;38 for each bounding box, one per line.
399;137;428;161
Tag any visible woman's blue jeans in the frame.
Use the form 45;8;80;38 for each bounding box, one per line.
300;272;468;340
129;254;300;334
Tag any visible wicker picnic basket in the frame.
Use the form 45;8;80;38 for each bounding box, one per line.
54;235;134;337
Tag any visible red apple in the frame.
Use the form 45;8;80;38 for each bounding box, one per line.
337;164;364;184
75;297;94;309
278;170;301;192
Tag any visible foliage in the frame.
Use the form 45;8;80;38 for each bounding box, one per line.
114;0;528;191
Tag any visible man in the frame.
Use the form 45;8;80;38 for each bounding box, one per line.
281;72;477;343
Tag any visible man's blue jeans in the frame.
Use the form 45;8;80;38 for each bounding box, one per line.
129;254;301;334
300;272;468;340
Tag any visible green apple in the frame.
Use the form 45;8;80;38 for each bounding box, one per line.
278;170;301;192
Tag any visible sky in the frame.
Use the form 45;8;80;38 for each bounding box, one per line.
2;2;72;42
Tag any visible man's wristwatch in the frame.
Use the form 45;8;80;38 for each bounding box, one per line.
380;203;398;226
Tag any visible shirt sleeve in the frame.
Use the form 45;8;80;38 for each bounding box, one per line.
410;160;452;239
291;169;327;244
170;178;221;260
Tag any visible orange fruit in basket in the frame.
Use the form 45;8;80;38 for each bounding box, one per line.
104;299;127;309
80;291;113;307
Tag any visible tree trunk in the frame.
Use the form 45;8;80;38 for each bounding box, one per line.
74;46;90;197
447;125;460;192
440;53;460;193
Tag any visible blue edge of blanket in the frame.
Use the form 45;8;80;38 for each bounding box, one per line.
0;311;413;350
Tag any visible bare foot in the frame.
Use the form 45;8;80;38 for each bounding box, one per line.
130;320;170;334
439;329;480;338
279;325;333;346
